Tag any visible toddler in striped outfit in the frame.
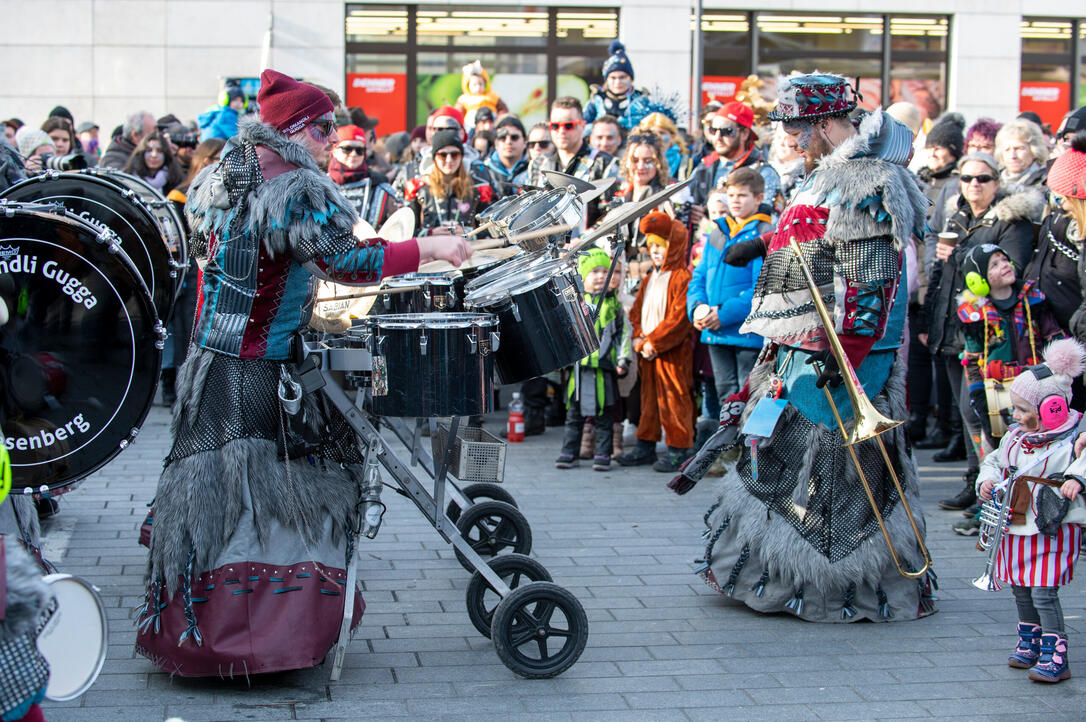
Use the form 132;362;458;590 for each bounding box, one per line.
976;338;1086;683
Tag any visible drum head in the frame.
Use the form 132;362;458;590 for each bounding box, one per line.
1;172;176;321
82;169;189;295
0;206;161;491
38;574;108;701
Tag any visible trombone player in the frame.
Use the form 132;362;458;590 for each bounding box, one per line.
674;73;935;622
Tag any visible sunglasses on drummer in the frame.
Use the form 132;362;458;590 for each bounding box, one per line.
308;119;336;142
549;121;583;132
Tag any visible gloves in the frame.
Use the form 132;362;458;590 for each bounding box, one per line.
805;348;843;389
968;382;992;438
723;237;766;267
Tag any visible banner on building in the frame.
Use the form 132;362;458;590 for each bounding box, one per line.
701;76;745;106
1020;82;1069;129
347;73;408;133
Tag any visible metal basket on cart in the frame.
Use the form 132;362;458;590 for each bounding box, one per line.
433;424;507;483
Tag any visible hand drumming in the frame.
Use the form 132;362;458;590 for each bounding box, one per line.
417;235;473;267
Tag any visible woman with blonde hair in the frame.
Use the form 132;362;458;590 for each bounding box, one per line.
405;128;492;236
638;112;690;181
612;133;674;279
996;118;1049;189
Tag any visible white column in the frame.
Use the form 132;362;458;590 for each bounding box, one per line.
619;0;694;121
948;11;1022;122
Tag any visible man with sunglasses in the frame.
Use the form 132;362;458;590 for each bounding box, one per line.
675;73;936;623
687;102;780;227
328;123;399;229
526;96;618;226
136;69;472;679
482;116;529;198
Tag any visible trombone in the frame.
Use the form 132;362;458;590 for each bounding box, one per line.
787;237;933;579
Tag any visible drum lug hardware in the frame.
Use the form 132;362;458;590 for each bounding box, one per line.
467;333;478;354
153;321;166;350
419;335;428;356
511;302;521;323
490;331;500;353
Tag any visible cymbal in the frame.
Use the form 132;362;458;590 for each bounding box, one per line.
541;169;594;193
378;206;416;242
577;177;616;205
569;176;694;255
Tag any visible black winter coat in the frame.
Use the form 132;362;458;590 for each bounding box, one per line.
919;186;1044;355
1026;211;1082;333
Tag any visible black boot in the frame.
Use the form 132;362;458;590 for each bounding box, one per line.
524;407;546;436
914;426;951;450
906;412;928;442
939;467;979;510
616;439;657;466
933;433;967;462
160;368;177;407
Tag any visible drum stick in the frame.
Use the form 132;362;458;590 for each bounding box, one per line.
469;223;576;251
316;285;425;303
466;222;496;238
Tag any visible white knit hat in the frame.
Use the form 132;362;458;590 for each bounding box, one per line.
1009;338;1086;408
14;127;54;158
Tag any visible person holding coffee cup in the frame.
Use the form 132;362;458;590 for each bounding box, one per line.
916;151;1045;509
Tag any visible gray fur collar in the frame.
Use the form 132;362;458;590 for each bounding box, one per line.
237;116;321;173
1;538;51;640
948;184;1045;225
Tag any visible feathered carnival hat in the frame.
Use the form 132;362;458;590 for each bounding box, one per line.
1009;338;1086;410
602;40;634;81
767;73;857;123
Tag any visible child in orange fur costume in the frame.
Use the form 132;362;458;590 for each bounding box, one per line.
617;211;695;471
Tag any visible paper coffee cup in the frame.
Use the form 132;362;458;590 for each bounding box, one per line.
937;232;959;247
693;304;712;322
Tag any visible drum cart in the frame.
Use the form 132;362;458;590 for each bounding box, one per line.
295;343;589;680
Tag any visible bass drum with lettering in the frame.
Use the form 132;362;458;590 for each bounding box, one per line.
79;168;188;300
0;201;162;492
0;172;176;322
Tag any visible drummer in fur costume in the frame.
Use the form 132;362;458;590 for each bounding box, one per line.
671;73;935;621
136;69;471;677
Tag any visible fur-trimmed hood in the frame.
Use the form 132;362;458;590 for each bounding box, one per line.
946;183;1045;226
0;538;51;641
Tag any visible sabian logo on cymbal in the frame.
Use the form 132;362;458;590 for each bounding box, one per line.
0;245;18;259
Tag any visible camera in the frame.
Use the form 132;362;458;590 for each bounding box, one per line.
170;132;200;150
38;153;87;171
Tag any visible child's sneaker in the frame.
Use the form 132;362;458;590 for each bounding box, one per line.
555;453;579;469
1029;634;1072;682
592;455;611;471
1009;623;1042;668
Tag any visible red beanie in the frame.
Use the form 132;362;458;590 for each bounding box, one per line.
335;124;367;144
1048;139;1086;200
431;105;465;128
257;69;334;135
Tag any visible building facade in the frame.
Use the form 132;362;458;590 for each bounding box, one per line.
0;0;1082;136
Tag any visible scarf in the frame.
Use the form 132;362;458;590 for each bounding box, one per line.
1018;409;1082;451
328;156;368;186
641;268;671;336
144;168;168;191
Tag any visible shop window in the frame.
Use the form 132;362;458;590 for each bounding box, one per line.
1020;19;1075;128
556;9;618;44
757;14;883;54
416;52;548;125
415;6;548;47
346;5;409;43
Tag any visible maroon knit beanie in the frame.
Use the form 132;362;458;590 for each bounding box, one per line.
257;69;334;135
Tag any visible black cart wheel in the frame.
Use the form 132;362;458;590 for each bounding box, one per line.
466;553;552;638
454;500;532;571
490;582;588;679
446;482;518;523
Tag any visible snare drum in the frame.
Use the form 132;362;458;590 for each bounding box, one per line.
504;186;583;251
37;573;108;701
465;259;598;384
352;313;500;418
371;271;462;315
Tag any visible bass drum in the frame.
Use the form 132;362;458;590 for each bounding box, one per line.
81;168;188;299
0;202;162;492
0;172;176;322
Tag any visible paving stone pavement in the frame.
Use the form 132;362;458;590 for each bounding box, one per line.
34;402;1086;721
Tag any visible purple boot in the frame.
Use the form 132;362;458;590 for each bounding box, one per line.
1029;634;1071;683
1008;623;1041;668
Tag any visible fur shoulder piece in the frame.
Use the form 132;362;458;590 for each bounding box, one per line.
992;184;1045;225
237;116;320;173
0;539;52;641
247;162;359;256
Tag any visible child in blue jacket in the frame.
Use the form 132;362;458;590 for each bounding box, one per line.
687;166;771;403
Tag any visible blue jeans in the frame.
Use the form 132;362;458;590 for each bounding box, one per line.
707;345;758;410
